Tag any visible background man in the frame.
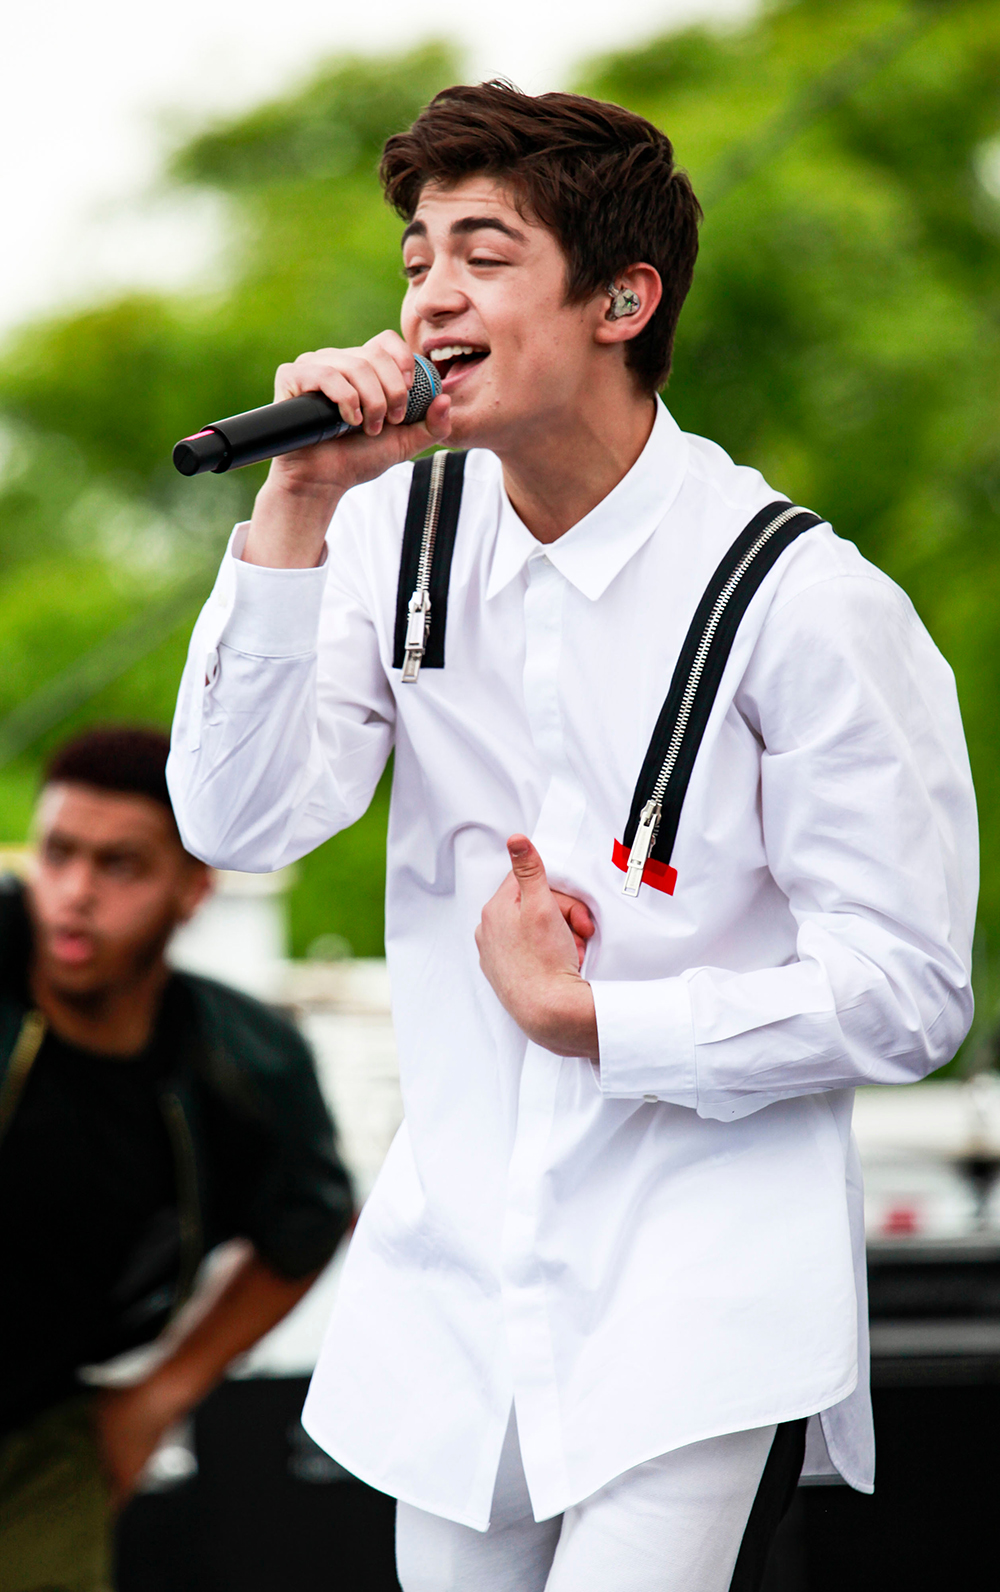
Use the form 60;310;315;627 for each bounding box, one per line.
0;725;352;1592
167;84;977;1591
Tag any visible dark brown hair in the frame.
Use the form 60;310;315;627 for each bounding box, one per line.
45;726;179;832
380;81;702;392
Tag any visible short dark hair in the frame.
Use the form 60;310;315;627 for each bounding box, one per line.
380;81;702;392
44;726;177;827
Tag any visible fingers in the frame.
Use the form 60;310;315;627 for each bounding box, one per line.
272;338;420;435
347;396;451;470
551;893;595;970
367;327;414;420
368;328;414;371
272;352;386;434
553;893;595;938
364;344;413;429
273;353;358;411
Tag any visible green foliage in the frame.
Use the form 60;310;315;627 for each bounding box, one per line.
1;7;999;1066
287;769;392;960
0;43;458;958
0;44;460;530
173;43;453;190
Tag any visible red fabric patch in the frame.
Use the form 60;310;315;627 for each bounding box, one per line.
612;839;677;896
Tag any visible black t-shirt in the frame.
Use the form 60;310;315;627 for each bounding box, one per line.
0;1005;180;1436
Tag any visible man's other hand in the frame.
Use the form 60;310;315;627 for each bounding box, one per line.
475;836;599;1059
92;1380;182;1510
92;1250;320;1507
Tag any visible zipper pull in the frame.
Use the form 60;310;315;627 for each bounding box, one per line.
623;798;662;897
401;590;431;683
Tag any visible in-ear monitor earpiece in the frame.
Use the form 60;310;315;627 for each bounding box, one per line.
607;284;641;320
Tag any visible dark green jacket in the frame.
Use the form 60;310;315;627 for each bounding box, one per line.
0;877;353;1352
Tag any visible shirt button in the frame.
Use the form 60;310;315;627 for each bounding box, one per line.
643;1094;658;1104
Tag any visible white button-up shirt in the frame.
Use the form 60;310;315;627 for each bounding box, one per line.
168;400;976;1527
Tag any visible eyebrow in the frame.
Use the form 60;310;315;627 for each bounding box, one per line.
401;215;528;247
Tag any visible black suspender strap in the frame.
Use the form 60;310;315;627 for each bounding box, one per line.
393;450;468;678
615;499;823;899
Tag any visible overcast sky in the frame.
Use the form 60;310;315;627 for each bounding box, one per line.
2;0;756;339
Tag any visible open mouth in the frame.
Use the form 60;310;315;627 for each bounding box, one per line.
426;344;490;386
50;929;95;966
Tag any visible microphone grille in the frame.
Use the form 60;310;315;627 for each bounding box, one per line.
405;354;442;423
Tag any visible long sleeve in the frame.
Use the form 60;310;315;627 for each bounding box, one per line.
168;518;395;873
593;569;978;1121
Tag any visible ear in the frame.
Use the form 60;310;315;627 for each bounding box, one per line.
592;264;663;349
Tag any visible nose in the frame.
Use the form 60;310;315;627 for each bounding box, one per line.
59;857;97;913
409;257;468;324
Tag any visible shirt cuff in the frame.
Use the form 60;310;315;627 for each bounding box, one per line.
591;976;698;1108
218;522;330;658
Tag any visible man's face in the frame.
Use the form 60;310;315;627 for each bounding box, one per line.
400;176;606;452
27;784;210;1000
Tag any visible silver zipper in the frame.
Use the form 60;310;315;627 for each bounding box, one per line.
402;449;448;682
623;505;804;896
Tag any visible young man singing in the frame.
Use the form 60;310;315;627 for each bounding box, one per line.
168;84;977;1591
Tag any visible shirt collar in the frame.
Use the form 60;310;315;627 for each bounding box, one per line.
486;399;689;602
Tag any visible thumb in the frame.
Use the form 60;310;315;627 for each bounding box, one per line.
423;393;453;440
507;835;548;897
402;394;452;450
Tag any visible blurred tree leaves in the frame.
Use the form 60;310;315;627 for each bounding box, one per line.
1;3;999;1021
0;42;460;955
0;42;457;527
173;43;453;189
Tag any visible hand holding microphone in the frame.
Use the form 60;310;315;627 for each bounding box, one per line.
174;331;452;569
173;347;444;475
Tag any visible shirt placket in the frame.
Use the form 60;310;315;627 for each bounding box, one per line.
521;554;587;873
498;550;579;1511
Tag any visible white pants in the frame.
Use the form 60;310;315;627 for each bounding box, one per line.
395;1413;777;1592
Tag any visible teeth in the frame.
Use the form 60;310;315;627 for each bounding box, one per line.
428;345;483;363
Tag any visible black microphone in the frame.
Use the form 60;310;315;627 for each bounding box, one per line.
172;353;442;476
